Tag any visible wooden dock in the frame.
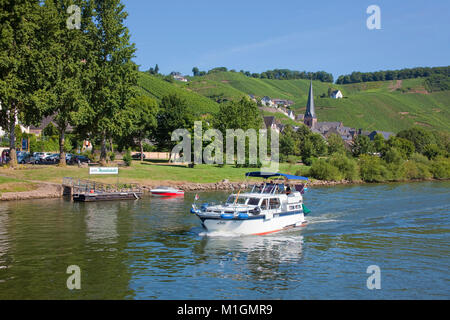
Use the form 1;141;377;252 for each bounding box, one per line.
62;177;143;202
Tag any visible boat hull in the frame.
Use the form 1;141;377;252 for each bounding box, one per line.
151;191;184;197
198;211;306;235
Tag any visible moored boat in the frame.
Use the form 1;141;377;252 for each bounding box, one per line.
150;186;184;197
190;172;310;235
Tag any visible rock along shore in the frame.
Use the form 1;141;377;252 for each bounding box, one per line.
0;183;63;201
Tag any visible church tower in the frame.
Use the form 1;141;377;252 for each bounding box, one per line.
304;80;317;128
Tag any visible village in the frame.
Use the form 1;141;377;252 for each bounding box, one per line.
258;82;393;148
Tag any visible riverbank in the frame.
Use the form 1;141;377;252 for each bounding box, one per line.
0;162;446;201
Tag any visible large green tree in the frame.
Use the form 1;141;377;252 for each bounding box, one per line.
126;95;158;161
75;0;138;165
0;0;43;166
155;94;194;151
38;0;94;166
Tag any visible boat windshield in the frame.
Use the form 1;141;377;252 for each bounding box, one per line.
247;198;260;206
226;196;247;205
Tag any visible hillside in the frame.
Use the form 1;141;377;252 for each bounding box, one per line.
137;71;450;133
137;73;219;115
185;72;450;133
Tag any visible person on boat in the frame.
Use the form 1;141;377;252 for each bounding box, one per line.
286;184;292;195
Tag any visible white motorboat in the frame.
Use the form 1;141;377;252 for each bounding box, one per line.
190;172;311;235
150;186;184;197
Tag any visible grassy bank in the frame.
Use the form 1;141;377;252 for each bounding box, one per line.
0;175;38;195
0;162;309;187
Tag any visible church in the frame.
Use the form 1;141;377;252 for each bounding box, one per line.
302;81;393;143
303;80;357;143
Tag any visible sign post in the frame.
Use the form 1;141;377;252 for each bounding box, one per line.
89;167;119;191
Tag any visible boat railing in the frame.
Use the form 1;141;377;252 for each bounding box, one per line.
63;177;142;194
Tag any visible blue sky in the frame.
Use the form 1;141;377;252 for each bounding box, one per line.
125;0;450;80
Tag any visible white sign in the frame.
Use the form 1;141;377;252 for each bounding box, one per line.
89;167;119;175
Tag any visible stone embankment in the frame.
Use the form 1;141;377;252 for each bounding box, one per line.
0;179;361;201
0;183;63;201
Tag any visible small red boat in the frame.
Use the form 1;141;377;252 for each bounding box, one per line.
150;186;184;197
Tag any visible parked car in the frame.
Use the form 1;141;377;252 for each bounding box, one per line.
17;152;32;164
65;153;73;162
32;152;52;164
43;153;60;164
69;155;91;165
132;153;146;159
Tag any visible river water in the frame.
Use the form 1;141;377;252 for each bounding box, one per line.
0;181;448;299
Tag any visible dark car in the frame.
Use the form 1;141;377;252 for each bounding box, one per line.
69;155;91;165
132;153;146;159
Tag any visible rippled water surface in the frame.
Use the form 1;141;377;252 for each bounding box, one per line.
0;181;449;299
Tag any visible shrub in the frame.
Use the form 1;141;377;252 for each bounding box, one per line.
429;157;450;179
410;152;429;165
423;144;443;160
108;152;116;162
309;159;342;181
383;147;403;164
328;152;360;181
358;155;390;182
123;149;132;166
403;161;432;180
302;156;317;166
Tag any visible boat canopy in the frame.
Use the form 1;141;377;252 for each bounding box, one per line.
245;172;308;181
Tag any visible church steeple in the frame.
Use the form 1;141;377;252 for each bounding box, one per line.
304;80;317;128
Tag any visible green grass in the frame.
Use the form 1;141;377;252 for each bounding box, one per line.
0;162;310;185
0;175;38;194
137;73;219;115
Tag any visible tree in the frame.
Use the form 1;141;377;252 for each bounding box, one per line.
155;94;194;151
37;0;93;166
327;133;345;155
386;136;415;158
373;133;386;153
77;0;139;165
154;64;159;75
213;97;262;133
192;67;199;77
213;97;262;166
397;127;435;154
0;0;43;167
280;125;298;161
352;135;373;157
126;95;158;161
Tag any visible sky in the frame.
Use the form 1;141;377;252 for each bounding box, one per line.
125;0;450;80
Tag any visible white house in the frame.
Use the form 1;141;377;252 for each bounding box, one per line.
330;90;343;99
0;101;29;137
173;75;188;82
287;109;295;120
261;96;274;107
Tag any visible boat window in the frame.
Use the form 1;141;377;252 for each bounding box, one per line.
226;196;247;204
264;185;275;194
269;198;281;209
260;199;269;210
247;198;260;206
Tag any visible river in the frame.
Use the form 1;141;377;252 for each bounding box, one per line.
0;181;448;299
